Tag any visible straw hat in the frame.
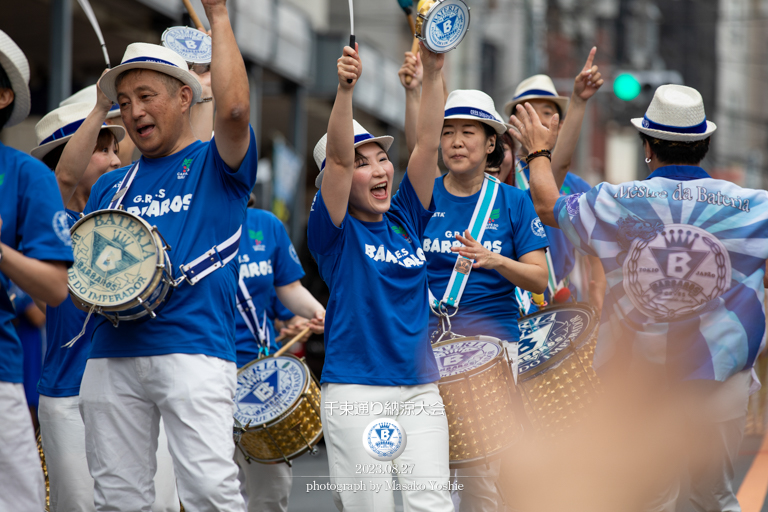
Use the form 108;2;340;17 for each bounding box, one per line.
99;43;202;104
631;85;716;142
444;89;507;135
60;84;121;119
503;75;569;119
313;120;394;188
0;30;31;128
31;102;126;160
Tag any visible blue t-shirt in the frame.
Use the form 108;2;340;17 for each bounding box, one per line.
39;210;93;397
83;129;258;361
424;176;549;341
308;173;438;385
235;208;305;368
554;165;768;382
0;142;74;383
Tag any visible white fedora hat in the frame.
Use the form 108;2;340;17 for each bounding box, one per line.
60;84;121;120
503;74;569;119
99;43;202;104
31;102;126;160
313;120;394;188
631;85;716;142
444;89;508;135
0;30;31;128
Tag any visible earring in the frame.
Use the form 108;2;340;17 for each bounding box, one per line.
645;157;652;164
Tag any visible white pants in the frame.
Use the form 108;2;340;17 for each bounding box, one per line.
0;382;45;512
321;383;454;512
79;354;246;512
39;395;180;512
235;448;292;512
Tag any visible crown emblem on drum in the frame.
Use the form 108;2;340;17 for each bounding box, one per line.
662;229;699;250
111;230;132;249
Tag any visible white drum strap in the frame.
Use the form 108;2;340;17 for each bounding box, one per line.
108;161;140;209
428;174;499;312
514;160;560;297
236;276;270;353
176;226;241;285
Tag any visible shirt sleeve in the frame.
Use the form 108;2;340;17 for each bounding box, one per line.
17;166;74;264
271;216;305;287
510;188;549;258
209;125;259;196
554;190;599;257
307;190;345;256
390;172;435;239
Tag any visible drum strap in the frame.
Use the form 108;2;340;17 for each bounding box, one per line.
429;173;499;311
108;160;140;209
236;276;270;353
514;160;561;298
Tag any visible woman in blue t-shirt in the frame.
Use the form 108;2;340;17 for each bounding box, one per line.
307;43;453;511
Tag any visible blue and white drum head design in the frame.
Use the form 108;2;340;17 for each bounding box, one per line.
362;418;407;461
161;26;212;64
234;356;307;426
518;306;590;374
433;339;502;378
421;0;470;53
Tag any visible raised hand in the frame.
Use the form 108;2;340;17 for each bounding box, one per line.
398;51;422;90
450;230;497;270
573;47;604;102
509;102;560;155
419;41;444;76
95;69;113;112
338;43;362;89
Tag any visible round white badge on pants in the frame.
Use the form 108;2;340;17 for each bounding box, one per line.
362;419;407;461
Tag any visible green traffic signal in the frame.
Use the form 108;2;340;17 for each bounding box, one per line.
613;73;641;101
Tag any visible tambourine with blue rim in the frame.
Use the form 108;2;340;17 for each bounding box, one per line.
161;26;212;64
414;0;471;54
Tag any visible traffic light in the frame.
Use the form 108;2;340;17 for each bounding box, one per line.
612;70;684;102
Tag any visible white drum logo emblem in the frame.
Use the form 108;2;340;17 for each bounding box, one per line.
623;224;730;320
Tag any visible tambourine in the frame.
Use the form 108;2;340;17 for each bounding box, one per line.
161;26;212;64
68;209;174;324
414;0;470;54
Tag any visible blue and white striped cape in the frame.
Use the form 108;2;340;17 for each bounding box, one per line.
554;165;768;382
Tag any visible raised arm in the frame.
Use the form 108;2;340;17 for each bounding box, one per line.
510;103;560;227
275;280;325;334
398;51;422;157
550;47;603;190
320;44;361;227
57;72;112;205
203;0;250;169
405;43;445;208
190;63;213;143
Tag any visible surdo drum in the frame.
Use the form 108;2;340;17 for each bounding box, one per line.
234;354;323;465
68;209;173;324
432;336;523;468
414;0;471;54
516;303;602;437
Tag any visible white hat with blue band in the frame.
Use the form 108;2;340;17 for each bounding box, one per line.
31;102;126;160
444;89;508;135
0;30;31;128
60;84;121;120
99;43;202;105
631;84;716;142
503;74;569;119
313;120;394;188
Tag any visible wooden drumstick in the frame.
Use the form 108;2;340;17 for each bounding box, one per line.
274;326;312;358
182;0;206;32
405;16;420;85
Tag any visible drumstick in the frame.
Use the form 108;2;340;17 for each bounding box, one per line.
347;0;355;83
274;326;312;358
182;0;206;32
76;0;110;68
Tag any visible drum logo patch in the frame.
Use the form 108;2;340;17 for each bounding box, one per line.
531;218;546;238
68;212;158;306
235;357;305;425
362;418;407;461
433;339;501;377
623;224;731;320
454;257;472;275
53;211;72;246
518;308;585;373
427;2;467;50
162;26;212;63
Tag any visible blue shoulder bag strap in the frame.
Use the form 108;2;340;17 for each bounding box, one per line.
236;276;271;356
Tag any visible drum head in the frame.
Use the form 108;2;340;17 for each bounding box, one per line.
433;337;503;378
235;355;308;426
421;0;470;53
161;26;212;64
68;210;161;308
517;303;596;377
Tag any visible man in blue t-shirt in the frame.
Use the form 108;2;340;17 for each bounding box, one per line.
0;30;73;512
76;3;257;510
516;84;764;512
